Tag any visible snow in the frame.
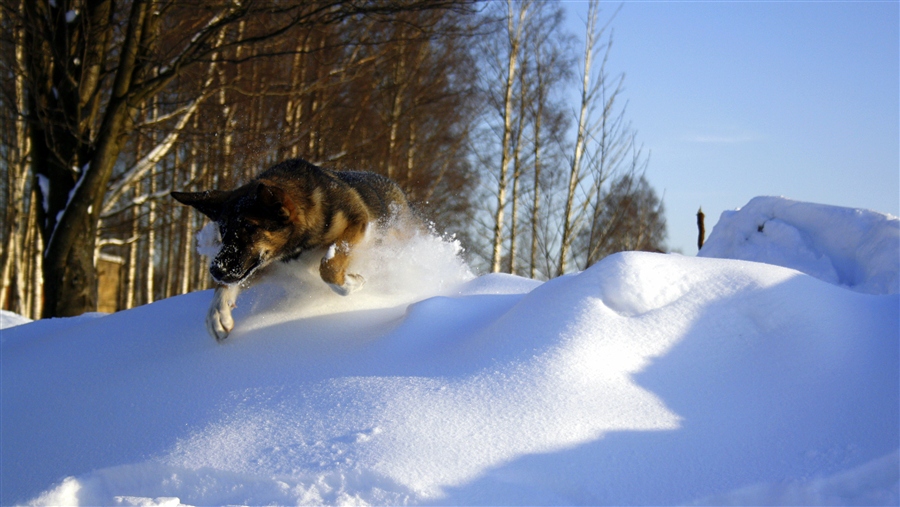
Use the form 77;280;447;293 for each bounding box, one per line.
699;196;900;295
2;199;898;506
36;174;50;215
195;221;222;258
0;310;31;332
44;163;92;255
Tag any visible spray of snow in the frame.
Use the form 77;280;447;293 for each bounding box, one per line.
195;221;222;259
230;220;474;324
194;216;473;309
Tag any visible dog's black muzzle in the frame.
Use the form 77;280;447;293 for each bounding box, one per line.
210;250;260;285
209;263;237;284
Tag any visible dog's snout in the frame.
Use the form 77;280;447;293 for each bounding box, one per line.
210;262;244;285
209;248;262;285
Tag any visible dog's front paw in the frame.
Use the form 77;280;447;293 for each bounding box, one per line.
206;299;235;342
328;273;365;296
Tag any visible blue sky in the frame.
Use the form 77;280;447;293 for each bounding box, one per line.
563;1;899;254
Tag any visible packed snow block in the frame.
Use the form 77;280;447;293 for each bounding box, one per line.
699;196;900;295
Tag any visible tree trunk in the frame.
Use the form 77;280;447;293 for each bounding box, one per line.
558;0;598;276
30;0;141;317
1;7;31;311
180;137;199;295
491;0;527;273
529;97;544;280
507;49;530;275
125;196;139;309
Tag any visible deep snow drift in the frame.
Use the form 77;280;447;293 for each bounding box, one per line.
2;198;898;506
699;196;899;295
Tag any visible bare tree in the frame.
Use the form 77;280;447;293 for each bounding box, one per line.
523;4;570;279
551;0;667;275
0;0;45;317
506;38;530;276
579;172;666;260
557;0;623;275
489;0;529;273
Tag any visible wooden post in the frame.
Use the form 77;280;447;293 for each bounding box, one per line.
697;207;706;251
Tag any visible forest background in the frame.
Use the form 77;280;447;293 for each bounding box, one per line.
0;0;667;320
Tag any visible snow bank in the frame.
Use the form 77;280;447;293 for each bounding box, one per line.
0;309;31;331
699;196;900;295
2;201;898;506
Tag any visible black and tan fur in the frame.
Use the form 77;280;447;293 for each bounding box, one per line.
171;158;411;341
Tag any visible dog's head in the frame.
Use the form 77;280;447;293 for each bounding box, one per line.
172;182;302;285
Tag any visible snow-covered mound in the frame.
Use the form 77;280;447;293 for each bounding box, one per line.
0;309;31;331
2;204;899;506
699;196;900;295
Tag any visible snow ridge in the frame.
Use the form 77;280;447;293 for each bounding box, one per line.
700;196;900;295
2;199;898;506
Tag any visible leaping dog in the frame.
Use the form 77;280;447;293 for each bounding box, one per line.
171;158;412;341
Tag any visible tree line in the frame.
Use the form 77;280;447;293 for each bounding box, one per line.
0;0;666;320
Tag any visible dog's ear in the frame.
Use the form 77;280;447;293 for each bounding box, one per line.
171;190;229;220
256;183;298;223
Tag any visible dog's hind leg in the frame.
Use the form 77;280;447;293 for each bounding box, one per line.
207;283;241;341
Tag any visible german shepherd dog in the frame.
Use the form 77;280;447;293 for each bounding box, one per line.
171;158;411;341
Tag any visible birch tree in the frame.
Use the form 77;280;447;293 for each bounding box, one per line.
559;1;598;275
470;0;574;277
557;0;625;276
0;4;31;313
490;0;529;273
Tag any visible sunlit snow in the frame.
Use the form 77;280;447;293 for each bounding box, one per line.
1;197;897;506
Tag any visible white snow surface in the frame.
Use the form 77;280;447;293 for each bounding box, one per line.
0;310;31;331
699;196;900;295
2;201;899;506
